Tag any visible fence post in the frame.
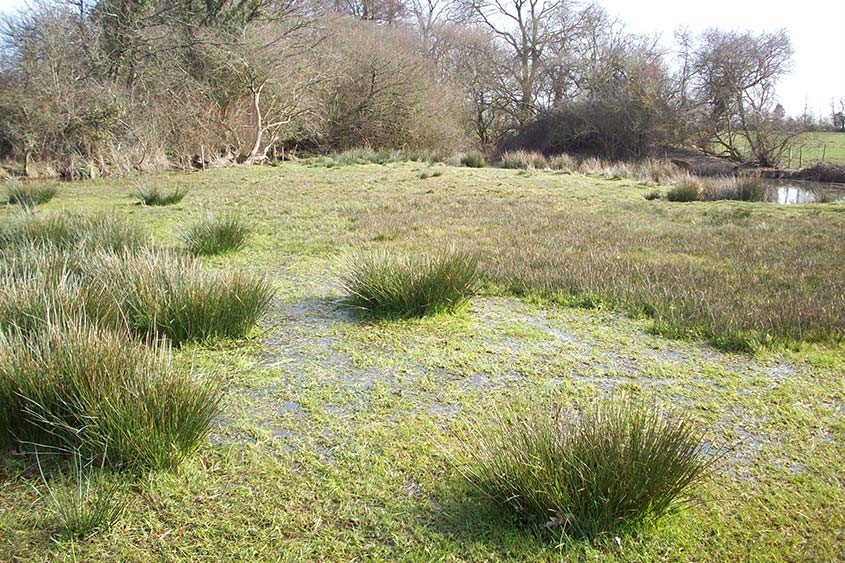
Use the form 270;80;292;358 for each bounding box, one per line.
822;144;826;162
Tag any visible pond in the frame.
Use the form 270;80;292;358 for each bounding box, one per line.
763;179;845;204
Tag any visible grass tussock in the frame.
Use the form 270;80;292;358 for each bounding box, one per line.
181;213;251;256
0;320;221;472
460;395;716;540
419;170;444;180
547;153;577;172
87;250;276;345
666;178;700;202
339;249;479;318
39;453;127;540
0;212;149;253
133;185;188;206
0;247;275;346
699;175;767;202
500;150;548;170
459;152;487;168
6;181;57;208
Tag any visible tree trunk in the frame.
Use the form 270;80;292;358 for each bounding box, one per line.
247;87;264;162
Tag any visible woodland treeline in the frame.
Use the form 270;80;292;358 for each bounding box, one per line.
0;0;798;177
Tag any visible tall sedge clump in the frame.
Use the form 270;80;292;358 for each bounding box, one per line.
0;211;149;253
181;213;252;256
85;249;275;345
0;319;221;472
6;181;57;208
133;185;188;206
339;249;479;318
666;177;701;202
459;395;716;539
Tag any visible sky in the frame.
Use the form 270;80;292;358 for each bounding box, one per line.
0;0;842;117
599;0;844;118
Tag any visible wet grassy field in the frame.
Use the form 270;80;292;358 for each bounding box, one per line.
1;162;843;561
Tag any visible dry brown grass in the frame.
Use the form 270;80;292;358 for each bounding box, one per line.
355;190;845;350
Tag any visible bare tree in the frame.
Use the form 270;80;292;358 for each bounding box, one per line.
689;28;794;166
464;0;597;123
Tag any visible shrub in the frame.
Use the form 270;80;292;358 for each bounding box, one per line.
39;453;127;540
460;395;716;539
459;152;487;168
181;213;251;256
133;185;187;206
6;181;57;208
500;150;548;170
666;178;701;202
339;249;479;318
0;212;148;253
0;320;221;472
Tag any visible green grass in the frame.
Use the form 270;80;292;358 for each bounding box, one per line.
181;213;251;256
0;162;842;561
459;394;716;539
132;185;187;206
339;249;478;318
792;131;845;165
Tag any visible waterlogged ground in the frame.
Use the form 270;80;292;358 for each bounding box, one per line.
1;163;843;561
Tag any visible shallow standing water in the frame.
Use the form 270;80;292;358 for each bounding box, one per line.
764;179;845;204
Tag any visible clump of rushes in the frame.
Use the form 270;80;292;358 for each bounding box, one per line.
666;178;701;202
460;152;487;168
0;248;274;346
0;211;149;253
181;213;251;256
133;184;187;206
500;150;548;170
86;249;275;345
0;320;221;472
39;452;127;540
459;395;716;540
6;181;57;208
340;249;478;318
547;153;577;172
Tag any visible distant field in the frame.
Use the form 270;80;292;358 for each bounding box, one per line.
791;131;845;165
